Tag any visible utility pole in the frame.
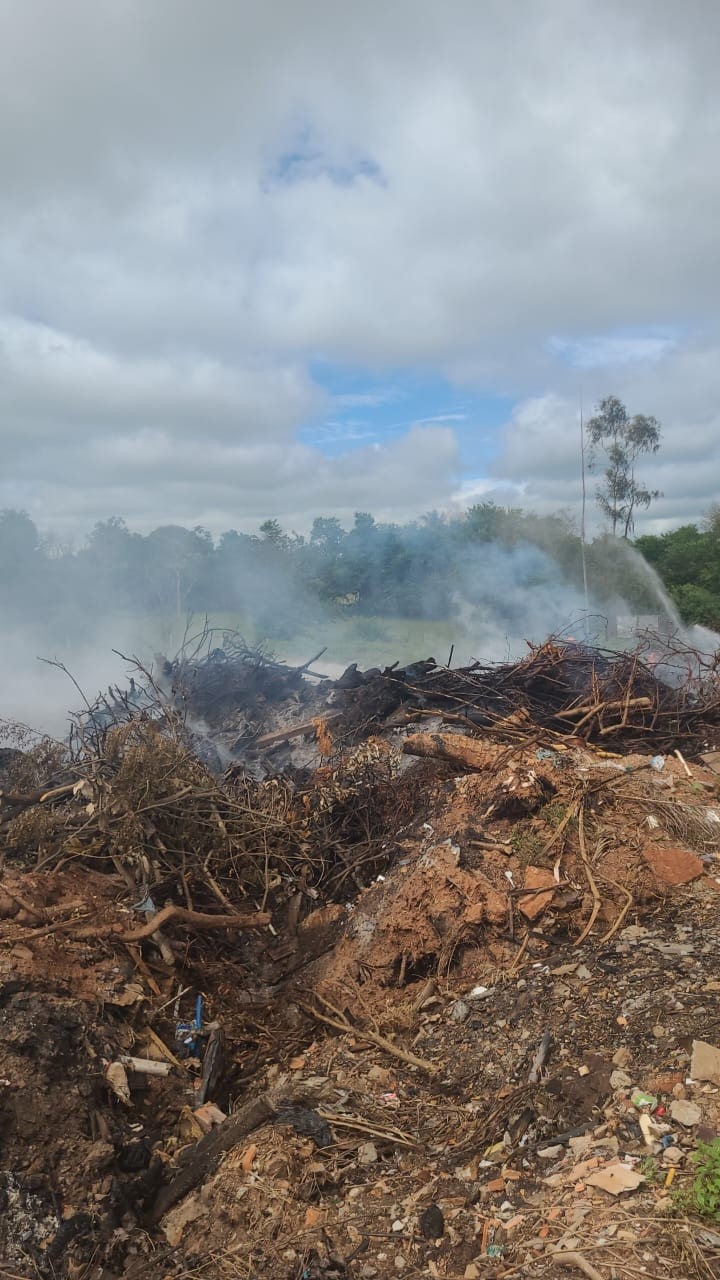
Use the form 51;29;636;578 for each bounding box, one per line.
579;394;590;638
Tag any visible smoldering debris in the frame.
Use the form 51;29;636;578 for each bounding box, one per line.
0;629;719;1277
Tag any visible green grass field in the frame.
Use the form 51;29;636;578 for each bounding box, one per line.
130;610;457;674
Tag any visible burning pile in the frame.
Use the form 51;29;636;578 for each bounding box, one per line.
0;633;719;1277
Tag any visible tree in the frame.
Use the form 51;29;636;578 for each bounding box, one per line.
258;519;290;550
310;516;345;550
143;525;213;618
586;396;662;537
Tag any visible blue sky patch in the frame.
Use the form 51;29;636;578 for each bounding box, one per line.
301;362;514;471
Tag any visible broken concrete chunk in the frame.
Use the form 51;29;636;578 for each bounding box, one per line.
692;1040;720;1087
670;1099;701;1127
585;1163;645;1195
610;1070;633;1090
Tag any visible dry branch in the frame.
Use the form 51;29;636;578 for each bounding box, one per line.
305;1000;439;1076
120;904;271;941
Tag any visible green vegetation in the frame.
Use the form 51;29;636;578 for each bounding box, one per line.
636;506;720;630
509;824;547;866
0;444;718;653
674;1140;720;1220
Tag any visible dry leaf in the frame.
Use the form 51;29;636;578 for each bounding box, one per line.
105;1061;131;1105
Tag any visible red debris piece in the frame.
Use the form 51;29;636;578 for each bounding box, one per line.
519;866;556;920
642;845;704;886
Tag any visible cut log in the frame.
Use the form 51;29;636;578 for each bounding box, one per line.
146;1093;276;1224
402;732;508;772
146;1079;329;1225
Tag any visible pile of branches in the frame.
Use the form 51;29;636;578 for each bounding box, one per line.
0;716;415;928
155;625;326;729
361;638;720;753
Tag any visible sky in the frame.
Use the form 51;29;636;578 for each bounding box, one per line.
1;0;719;540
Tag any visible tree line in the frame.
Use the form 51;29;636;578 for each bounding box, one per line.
1;500;718;643
1;396;716;641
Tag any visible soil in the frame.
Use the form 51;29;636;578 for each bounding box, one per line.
1;653;720;1279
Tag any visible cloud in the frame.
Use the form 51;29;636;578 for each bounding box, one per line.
0;0;719;533
548;332;679;369
488;332;720;529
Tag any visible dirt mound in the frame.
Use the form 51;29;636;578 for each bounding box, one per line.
0;634;719;1277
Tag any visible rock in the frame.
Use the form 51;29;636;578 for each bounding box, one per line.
358;1142;378;1165
692;1039;720;1087
670;1099;701;1127
448;999;470;1024
612;1047;631;1068
610;1070;633;1090
419;1204;445;1240
662;1146;684;1166
538;1145;564;1160
642;845;704;886
655;1196;675;1216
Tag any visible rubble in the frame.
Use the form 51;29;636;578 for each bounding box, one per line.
0;631;719;1277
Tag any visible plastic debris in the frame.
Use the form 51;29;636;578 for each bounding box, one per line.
119;1055;172;1077
631;1091;657;1110
274;1104;332;1148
